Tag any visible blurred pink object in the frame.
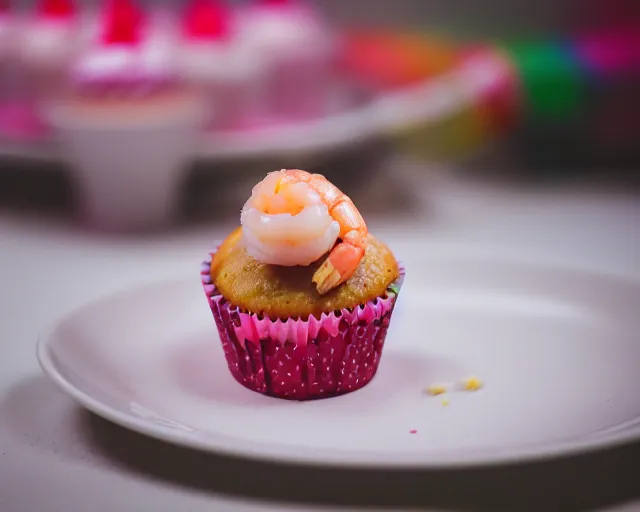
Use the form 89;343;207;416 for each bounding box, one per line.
457;45;521;135
100;0;144;45
574;26;640;75
0;1;13;57
0;102;48;140
179;0;265;131
44;0;206;232
69;0;141;95
145;5;180;57
12;0;79;138
0;0;22;139
70;0;183;97
236;0;338;121
80;0;149;47
574;25;640;154
20;0;78;92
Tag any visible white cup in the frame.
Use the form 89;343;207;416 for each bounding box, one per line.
45;97;206;232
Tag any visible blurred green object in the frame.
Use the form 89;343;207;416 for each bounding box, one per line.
503;40;586;121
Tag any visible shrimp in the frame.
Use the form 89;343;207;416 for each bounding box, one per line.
240;169;368;295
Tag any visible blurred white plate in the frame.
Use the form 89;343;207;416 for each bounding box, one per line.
39;246;640;469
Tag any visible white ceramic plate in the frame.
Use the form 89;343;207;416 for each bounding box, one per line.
37;249;640;468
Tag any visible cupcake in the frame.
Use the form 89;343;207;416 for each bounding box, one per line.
43;0;205;231
201;169;405;400
235;0;338;121
178;0;266;130
50;0;202;126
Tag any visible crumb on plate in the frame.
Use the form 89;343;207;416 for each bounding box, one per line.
425;383;448;396
461;375;483;391
441;396;450;407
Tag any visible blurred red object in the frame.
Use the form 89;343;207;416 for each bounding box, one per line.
261;0;292;5
38;0;75;18
183;0;231;40
102;0;144;45
340;30;459;90
578;0;640;28
458;45;522;135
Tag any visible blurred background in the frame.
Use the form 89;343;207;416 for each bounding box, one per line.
1;5;639;509
0;0;636;233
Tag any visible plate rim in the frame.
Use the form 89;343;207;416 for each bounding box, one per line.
36;249;640;469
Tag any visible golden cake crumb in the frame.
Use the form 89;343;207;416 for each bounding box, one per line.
425;383;448;396
441;396;450;406
461;376;483;391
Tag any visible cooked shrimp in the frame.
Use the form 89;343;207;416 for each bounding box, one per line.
240;169;368;294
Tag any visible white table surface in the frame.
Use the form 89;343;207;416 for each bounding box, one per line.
1;169;639;512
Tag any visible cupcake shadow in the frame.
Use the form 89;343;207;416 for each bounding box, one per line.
169;331;259;407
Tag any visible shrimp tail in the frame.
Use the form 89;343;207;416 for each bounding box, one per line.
312;259;343;295
312;233;366;295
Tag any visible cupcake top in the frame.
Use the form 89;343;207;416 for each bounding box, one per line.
71;0;180;96
34;0;76;25
211;227;398;320
182;0;232;44
210;169;399;319
178;0;258;81
237;0;329;54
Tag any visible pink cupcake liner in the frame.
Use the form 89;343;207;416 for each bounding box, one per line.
200;249;405;401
